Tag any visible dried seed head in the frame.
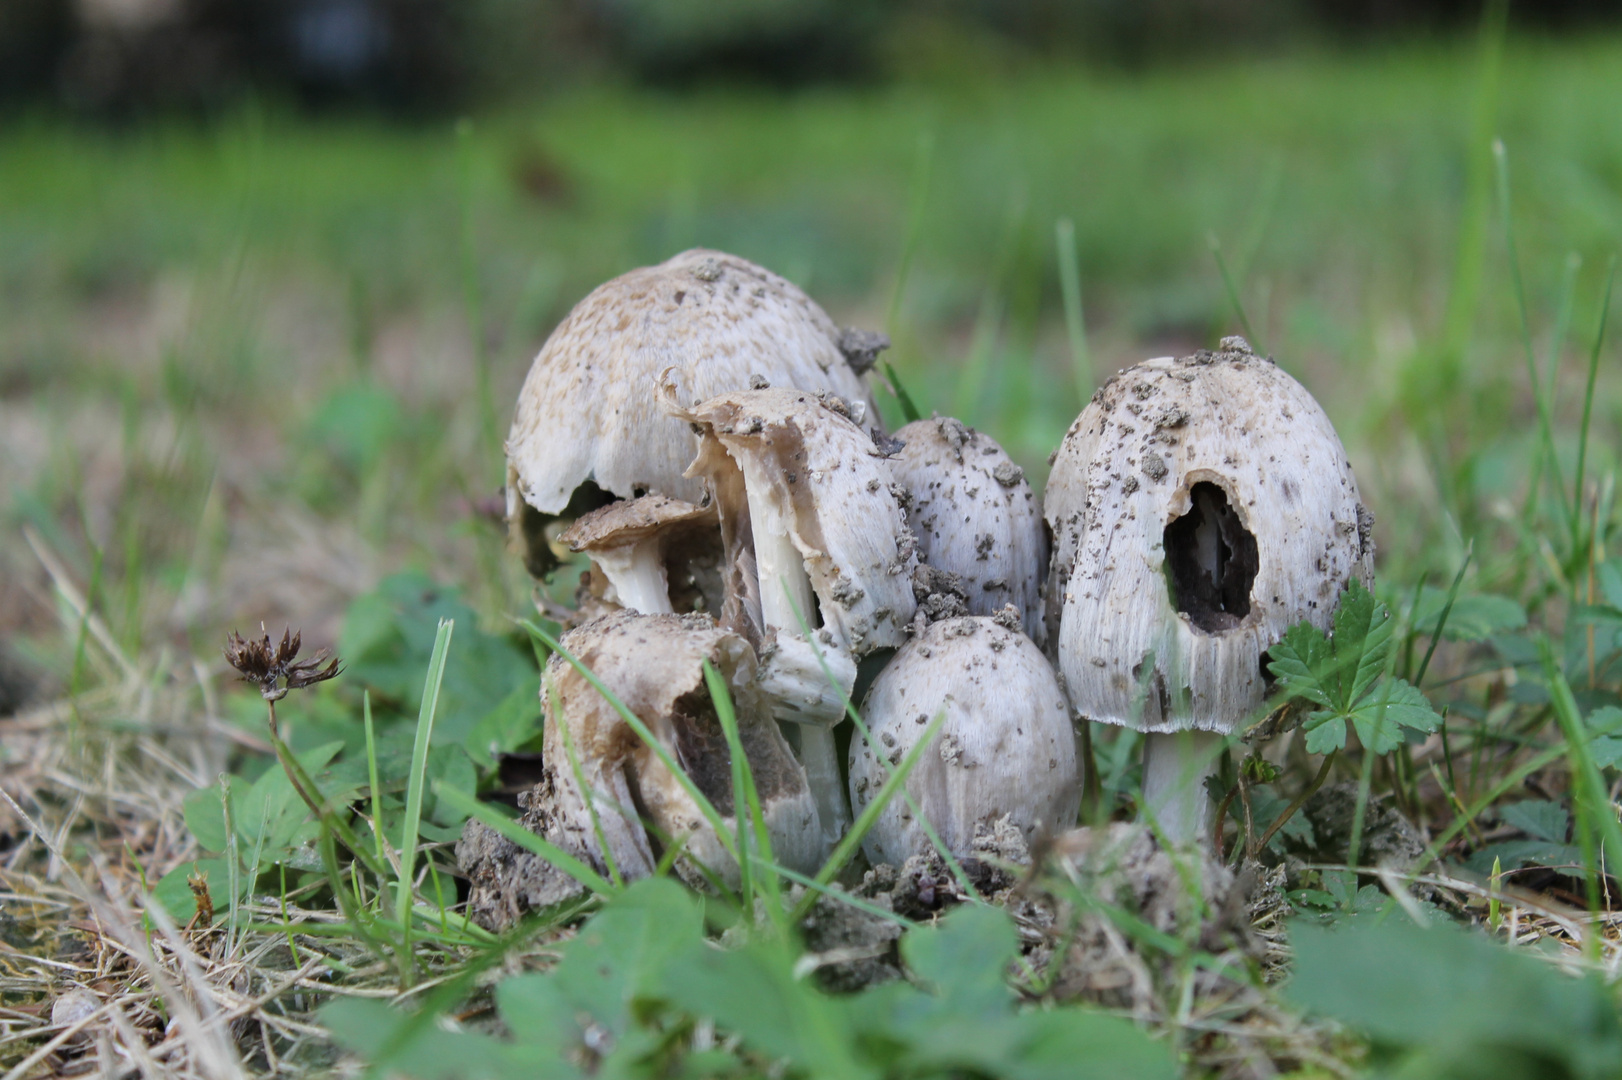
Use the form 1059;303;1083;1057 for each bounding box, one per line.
886;416;1047;643
1044;344;1373;735
223;626;341;702
848;617;1079;867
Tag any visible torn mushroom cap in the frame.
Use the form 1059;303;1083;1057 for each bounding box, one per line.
888;417;1048;644
669;386;919;657
541;610;822;888
505;249;882;564
557;494;721;615
848;616;1079;867
1045;337;1374;735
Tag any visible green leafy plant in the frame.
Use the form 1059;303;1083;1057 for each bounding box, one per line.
1291;913;1622;1080
325;879;1178;1080
1268;581;1444;756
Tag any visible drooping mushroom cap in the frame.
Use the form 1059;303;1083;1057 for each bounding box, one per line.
1045;338;1374;735
848;616;1079;867
557;495;724;615
887;417;1047;643
541;611;822;889
669;386;919;656
557;494;716;553
506;249;881;524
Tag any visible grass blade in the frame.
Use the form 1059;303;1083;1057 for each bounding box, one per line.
1209;232;1262;354
1055;217;1091;404
363;691;386;883
1574;255;1617;523
434;783;616;898
1495;139;1574;538
395;617;454;973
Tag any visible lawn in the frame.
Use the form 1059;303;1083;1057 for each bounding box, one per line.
2;23;1622;1079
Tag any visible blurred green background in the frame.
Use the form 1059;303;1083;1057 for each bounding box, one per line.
1;0;1620;704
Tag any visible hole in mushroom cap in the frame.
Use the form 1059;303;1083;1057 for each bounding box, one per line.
1163;481;1259;633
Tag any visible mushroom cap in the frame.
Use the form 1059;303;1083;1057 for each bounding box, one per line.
541;610;822;887
672;386;919;656
888;417;1048;643
1045;339;1374;735
848;617;1079;867
557;494;717;553
506;249;880;517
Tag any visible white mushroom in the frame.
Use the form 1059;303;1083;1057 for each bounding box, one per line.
668;385;920;854
539;611;821;892
557;495;720;615
1045;338;1373;843
887;416;1048;643
505;249;881;575
848;616;1079;867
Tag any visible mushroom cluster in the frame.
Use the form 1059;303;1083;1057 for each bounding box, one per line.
459;251;1371;926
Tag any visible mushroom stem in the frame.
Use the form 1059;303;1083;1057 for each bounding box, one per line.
743;480;852;849
1141;730;1223;846
591;539;673;615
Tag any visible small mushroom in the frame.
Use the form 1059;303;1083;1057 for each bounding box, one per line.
505;249;882;576
886;416;1048;643
557;495;720;615
509;612;819;898
668;385;920;852
847;617;1079;867
1045;338;1373;843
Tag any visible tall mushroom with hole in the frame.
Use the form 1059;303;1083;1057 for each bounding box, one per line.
886;416;1047;643
667;385;919;854
1045;338;1373;843
848;615;1078;867
458;610;820;922
505;249;885;578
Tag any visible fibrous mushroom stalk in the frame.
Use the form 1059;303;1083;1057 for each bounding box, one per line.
1141;729;1223;844
591;538;674;615
741;461;852;849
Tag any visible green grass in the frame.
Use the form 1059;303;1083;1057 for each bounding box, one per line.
5;28;1622;1080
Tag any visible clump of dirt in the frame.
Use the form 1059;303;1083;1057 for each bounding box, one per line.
1289;781;1425;872
457;776;595;931
1031;823;1260;1011
798;892;904;992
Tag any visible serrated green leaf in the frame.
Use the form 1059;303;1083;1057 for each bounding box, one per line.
1267;623;1335;709
1349;680;1433;755
1587;706;1622;736
1591;737;1622;770
1499;800;1569;844
1336;580;1393;707
1302;712;1347;755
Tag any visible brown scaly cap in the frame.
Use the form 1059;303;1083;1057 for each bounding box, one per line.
557;494;716;553
505;249;881;521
